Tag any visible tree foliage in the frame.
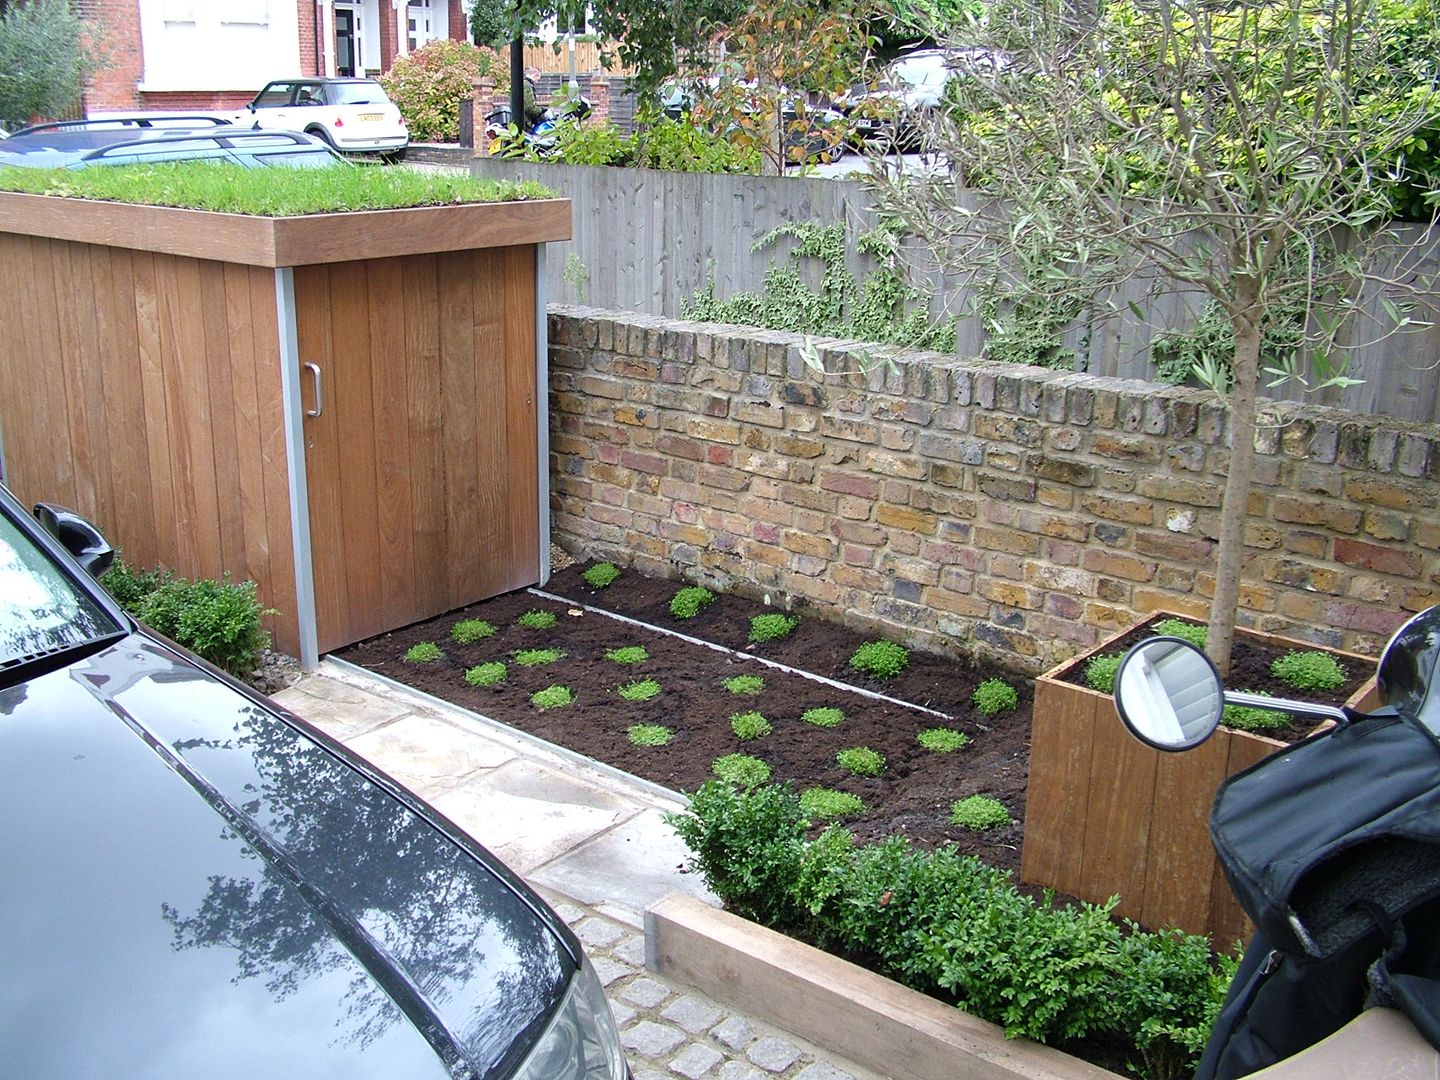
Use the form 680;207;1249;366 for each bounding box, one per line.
468;0;510;46
0;0;95;131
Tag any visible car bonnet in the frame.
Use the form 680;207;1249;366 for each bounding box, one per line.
0;633;571;1080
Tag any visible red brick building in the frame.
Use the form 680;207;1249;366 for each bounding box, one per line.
82;0;468;113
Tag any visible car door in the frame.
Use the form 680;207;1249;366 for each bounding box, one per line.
248;82;299;132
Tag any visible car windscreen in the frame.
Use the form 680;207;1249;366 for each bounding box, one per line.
0;513;122;672
328;81;388;105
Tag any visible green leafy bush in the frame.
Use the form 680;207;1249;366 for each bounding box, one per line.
617;678;662;702
836;746;885;777
799;787;866;821
848;640;909;679
670;586;716;619
404;641;444;664
377;38;505;142
801;706;844;728
1223;693;1290;732
918;728;971;752
464;661;507;687
547;121;632;166
100;557;170;612
749;612;799;643
605;645;649;665
530;685;574;709
628;723;673;746
451;618;495;644
949;795;1012;830
513;647;564;666
132;572;273;676
1155;619;1209;649
972;679;1019;715
1085;653;1123;693
517;609;558;630
632;117;761;173
1271;650;1347;692
730;711;772;740
583;561;621;588
724;674;765;695
712;753;772;787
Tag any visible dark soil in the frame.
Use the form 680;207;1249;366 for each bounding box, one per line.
335;562;1033;873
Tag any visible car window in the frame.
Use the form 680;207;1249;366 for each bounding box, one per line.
242;149;344;168
0;514;121;671
253;83;295;108
328;81;388;106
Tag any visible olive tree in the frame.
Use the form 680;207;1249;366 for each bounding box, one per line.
871;0;1439;674
0;0;97;131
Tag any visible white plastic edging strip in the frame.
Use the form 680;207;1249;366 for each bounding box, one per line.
527;587;956;722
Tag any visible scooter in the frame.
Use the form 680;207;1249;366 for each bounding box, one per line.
1113;605;1440;1078
484;94;592;158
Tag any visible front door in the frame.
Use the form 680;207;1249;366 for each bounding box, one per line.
294;249;541;653
335;7;357;77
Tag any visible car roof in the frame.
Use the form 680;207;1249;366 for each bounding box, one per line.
0;126;338;169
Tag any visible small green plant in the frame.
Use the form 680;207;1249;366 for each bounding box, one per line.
1085;653;1123;693
1155;618;1209;649
712;753;773;786
450;618;496;644
617;678;662;702
670;586;716;619
583;561;621;588
918;727;971;753
517;609;558;630
1223;692;1290;733
100;556;171;612
1271;650;1347;692
513;647;564;666
464;661;507;687
801;706;844;728
950;795;1012;830
972;678;1019;716
628;723;673;746
749;612;799;643
836;746;885;777
404;641;444;664
605;645;649;665
724;674;765;695
530;685;574;709
730;711;772;740
848;640;909;679
126;569;273;676
799;787;866;821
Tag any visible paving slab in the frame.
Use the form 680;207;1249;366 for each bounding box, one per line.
347;712;517;800
272;677;409;740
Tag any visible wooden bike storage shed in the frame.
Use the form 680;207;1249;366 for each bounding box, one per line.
0;192;571;666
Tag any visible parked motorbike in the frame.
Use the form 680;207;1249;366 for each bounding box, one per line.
484;94;592;158
1113;605;1440;1078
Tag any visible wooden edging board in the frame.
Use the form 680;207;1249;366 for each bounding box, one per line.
0;191;571;266
646;892;1122;1080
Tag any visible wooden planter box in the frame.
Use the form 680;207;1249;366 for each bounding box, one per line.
0;192;571;666
1022;613;1380;945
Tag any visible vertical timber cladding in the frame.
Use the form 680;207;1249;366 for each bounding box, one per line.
0;233;301;655
295;247;540;653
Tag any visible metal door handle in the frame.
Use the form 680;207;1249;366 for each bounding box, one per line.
304;362;323;417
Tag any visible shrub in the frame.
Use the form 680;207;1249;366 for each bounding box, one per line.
1223;692;1290;732
712;753;772;786
749;612;799;643
801;706;844;728
136;573;273;676
918;727;971;752
404;641;444;664
1085;653;1123;693
1154;618;1209;649
617;678;661;702
1271;650;1347;692
724;674;765;695
949;795;1012;830
670;586;716;619
972;678;1019;715
513;647;563;666
849;640;908;679
730;711;772;740
583;561;621;588
100;556;170;613
605;645;649;664
632;116;762;173
464;661;507;687
549;121;632;166
450;618;495;644
628;723;673;746
800;787;866;821
530;685;574;709
517;609;558;629
836;746;885;777
377;38;505;142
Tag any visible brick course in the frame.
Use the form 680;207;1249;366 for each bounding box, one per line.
549;307;1439;672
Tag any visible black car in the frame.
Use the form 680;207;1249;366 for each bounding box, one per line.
0;483;629;1080
0;117;345;170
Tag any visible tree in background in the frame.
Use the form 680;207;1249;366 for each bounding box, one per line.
870;0;1439;674
0;0;100;131
469;0;510;46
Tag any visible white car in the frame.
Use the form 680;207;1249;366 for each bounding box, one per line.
236;77;408;161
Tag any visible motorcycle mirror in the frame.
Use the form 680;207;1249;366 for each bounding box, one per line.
1113;636;1224;751
1377;602;1440;735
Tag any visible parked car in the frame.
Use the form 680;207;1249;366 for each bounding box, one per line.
0;119;345;170
0;482;629;1080
235;77;408;161
836;46;1006;149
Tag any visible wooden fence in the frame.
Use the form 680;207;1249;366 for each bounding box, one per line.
471;159;1440;424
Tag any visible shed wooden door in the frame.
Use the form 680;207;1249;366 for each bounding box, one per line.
294;248;540;653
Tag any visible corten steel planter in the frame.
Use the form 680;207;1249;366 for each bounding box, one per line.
0;192;571;666
1022;612;1381;945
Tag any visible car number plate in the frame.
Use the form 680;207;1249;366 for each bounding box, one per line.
359;112;383;122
